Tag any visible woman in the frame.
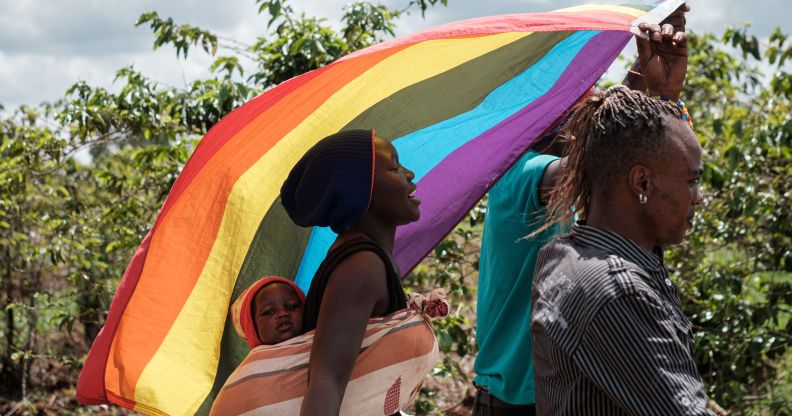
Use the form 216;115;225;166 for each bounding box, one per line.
530;86;713;415
280;129;427;416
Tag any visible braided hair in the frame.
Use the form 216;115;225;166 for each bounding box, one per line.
540;86;686;234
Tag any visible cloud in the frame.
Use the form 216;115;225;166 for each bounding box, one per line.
2;1;146;55
0;48;216;109
0;0;787;109
686;0;787;35
0;0;262;108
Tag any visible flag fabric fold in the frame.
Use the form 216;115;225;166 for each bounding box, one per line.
77;2;680;414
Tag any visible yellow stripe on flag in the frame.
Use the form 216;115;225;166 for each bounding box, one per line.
134;31;531;415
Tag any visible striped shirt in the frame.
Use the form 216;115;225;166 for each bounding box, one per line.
531;223;714;415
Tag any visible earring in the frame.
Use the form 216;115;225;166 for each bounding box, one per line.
639;194;648;204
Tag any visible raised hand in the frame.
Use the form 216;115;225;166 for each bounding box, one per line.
626;3;690;100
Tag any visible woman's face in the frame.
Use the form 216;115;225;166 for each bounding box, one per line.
367;136;421;226
644;119;703;245
252;283;303;345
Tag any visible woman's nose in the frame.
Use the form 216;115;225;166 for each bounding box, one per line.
693;188;703;206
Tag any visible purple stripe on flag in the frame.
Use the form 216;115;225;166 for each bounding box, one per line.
393;30;632;274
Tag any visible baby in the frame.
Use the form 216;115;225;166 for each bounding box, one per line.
231;276;306;348
232;276;449;348
213;278;450;415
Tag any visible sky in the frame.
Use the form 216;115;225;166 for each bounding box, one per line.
0;0;788;109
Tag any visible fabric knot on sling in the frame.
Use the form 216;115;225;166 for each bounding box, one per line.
407;288;450;320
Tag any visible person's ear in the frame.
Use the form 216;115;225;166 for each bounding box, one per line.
628;164;654;204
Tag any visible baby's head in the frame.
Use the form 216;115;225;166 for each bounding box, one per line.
232;276;306;348
252;281;304;345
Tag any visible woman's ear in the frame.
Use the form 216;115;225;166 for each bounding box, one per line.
628;164;654;199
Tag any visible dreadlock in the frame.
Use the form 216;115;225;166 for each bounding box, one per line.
537;86;685;235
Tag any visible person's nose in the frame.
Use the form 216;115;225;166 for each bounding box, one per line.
276;308;289;318
404;166;415;181
692;186;703;206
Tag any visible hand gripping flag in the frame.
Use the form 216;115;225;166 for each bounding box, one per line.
77;1;684;414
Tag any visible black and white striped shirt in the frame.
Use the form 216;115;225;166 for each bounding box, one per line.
531;223;714;415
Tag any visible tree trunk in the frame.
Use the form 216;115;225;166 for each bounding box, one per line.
1;242;22;397
79;291;102;344
21;268;41;398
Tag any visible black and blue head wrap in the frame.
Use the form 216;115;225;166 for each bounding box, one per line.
280;129;375;234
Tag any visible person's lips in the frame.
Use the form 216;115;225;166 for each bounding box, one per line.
408;185;421;205
276;321;293;332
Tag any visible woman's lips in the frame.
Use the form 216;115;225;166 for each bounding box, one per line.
408;189;421;205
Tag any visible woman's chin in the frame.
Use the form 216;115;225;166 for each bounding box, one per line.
408;207;421;223
397;212;420;226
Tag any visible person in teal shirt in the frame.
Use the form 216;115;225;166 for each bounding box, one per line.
473;143;562;415
472;6;691;414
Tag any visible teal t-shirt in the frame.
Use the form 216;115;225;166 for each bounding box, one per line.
473;149;560;405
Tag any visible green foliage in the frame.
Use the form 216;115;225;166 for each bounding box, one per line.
408;0;449;17
1;106;73;395
247;1;408;87
342;3;400;49
136;11;219;58
210;56;244;78
668;27;792;414
248;14;349;87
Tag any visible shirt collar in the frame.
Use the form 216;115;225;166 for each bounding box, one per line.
570;223;664;272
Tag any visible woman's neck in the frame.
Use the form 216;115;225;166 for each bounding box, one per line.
586;199;653;251
345;219;396;255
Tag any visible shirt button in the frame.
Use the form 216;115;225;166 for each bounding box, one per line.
664;278;673;286
681;397;691;406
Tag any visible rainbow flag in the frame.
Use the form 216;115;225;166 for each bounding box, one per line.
77;2;682;414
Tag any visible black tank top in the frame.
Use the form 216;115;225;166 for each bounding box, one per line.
302;237;407;332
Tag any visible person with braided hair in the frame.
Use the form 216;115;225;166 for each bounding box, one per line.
471;4;692;415
529;83;714;414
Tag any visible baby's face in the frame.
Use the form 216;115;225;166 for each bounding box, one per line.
252;283;304;345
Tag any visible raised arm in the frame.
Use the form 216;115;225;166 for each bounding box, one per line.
624;3;689;100
538;158;561;206
300;251;389;416
538;4;690;204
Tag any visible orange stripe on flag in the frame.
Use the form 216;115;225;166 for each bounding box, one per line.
103;44;411;401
